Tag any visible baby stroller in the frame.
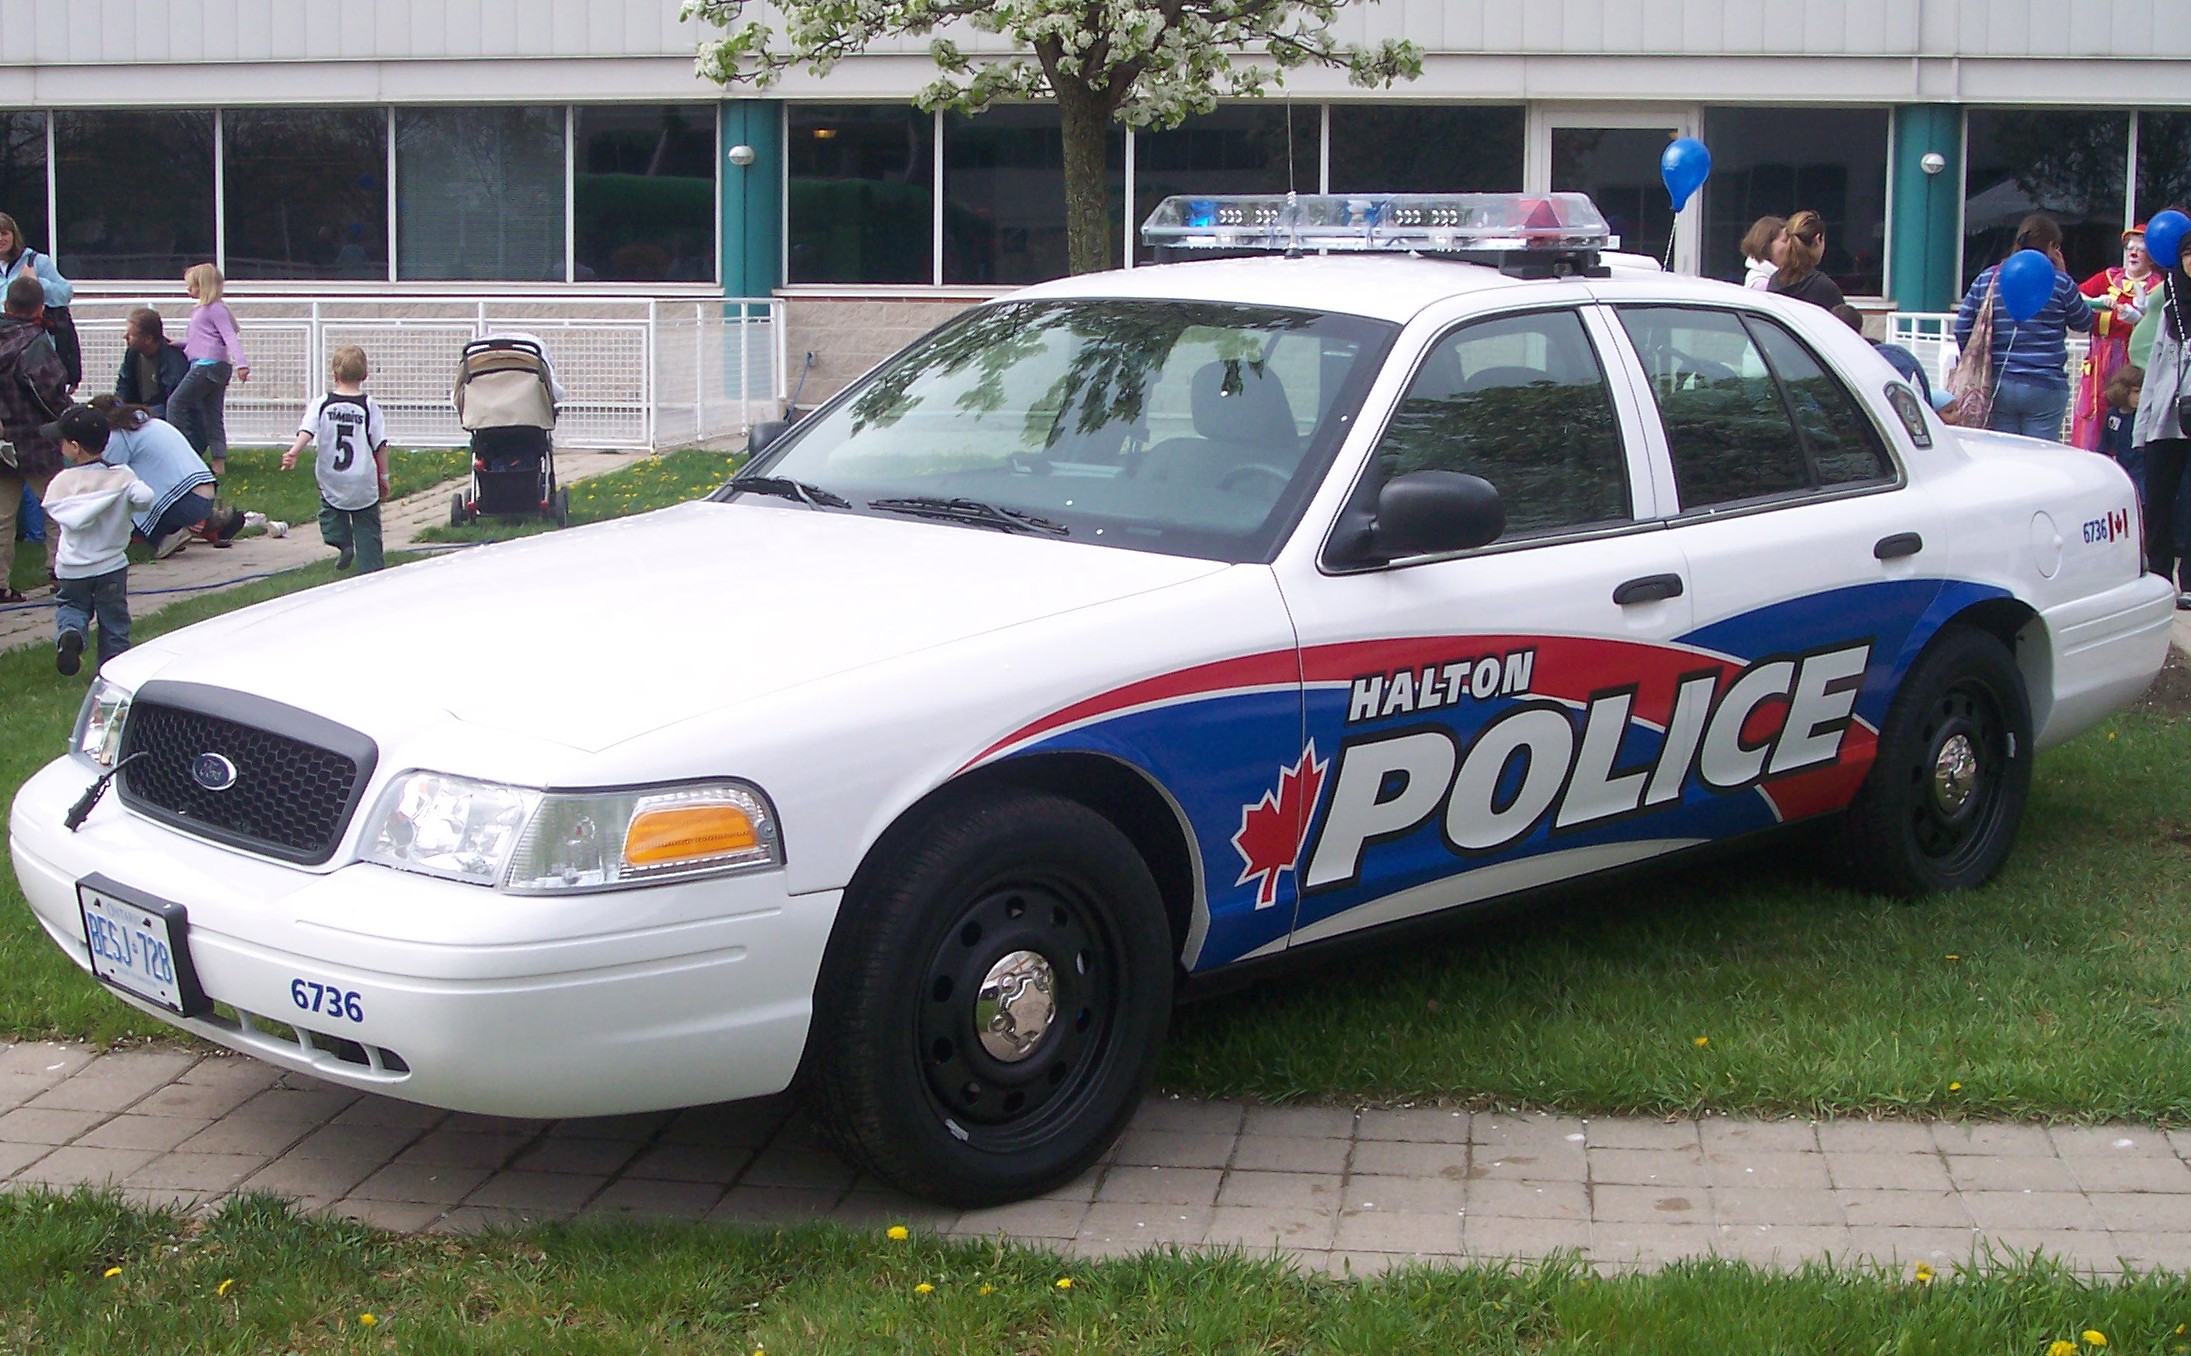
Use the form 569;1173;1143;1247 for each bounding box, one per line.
449;335;567;526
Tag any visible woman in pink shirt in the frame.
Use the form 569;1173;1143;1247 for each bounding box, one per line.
166;263;251;476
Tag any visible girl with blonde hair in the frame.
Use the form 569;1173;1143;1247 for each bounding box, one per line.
168;262;251;477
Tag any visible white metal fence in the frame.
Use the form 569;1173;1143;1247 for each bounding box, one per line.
75;296;786;451
1887;311;2090;440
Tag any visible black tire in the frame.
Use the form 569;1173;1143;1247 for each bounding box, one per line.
1834;625;2032;896
803;790;1172;1206
449;492;467;527
553;488;569;528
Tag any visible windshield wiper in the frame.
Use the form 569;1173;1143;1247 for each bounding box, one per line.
865;496;1070;536
728;476;852;509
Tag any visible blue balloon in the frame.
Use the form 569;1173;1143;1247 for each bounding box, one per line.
1660;137;1711;212
2146;209;2191;271
1997;248;2057;323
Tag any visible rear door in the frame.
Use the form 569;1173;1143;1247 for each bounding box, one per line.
1268;300;1704;955
1607;301;1947;829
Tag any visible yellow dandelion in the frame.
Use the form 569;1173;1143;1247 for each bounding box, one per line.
1949;1082;1962;1092
217;1278;234;1297
886;1225;910;1241
2084;1333;2108;1348
2051;1343;2081;1356
1945;954;1961;961
1692;1036;1710;1047
1055;1277;1073;1290
359;1314;378;1327
103;1266;122;1279
1912;1261;1934;1284
978;1284;995;1296
914;1282;934;1294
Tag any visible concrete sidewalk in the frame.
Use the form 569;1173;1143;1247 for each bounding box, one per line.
0;449;635;656
3;1042;2187;1276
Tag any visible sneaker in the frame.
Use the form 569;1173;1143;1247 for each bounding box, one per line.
2178;591;2191;611
335;541;355;571
56;629;82;676
151;530;188;560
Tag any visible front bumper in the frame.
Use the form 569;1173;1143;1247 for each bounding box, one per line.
9;755;838;1118
2035;571;2179;750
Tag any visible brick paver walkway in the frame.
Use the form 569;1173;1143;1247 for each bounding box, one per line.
0;449;635;655
4;1042;2187;1276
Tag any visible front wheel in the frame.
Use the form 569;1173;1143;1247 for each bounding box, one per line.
803;790;1172;1206
1834;625;2032;895
449;492;468;527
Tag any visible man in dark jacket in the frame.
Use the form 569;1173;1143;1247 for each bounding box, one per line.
0;273;70;599
115;307;190;417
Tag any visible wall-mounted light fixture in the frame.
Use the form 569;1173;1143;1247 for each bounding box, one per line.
1920;152;1946;175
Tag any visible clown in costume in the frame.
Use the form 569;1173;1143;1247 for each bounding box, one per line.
2074;225;2164;450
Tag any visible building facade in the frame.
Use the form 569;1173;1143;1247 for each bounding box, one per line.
2;0;2185;402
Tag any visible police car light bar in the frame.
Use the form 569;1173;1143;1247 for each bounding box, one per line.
1141;192;1612;257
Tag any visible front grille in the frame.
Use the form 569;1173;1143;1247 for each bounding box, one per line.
117;681;379;865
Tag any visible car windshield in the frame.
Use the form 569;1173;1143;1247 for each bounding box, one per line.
738;299;1398;563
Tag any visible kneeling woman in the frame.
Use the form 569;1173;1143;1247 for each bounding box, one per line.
85;395;236;557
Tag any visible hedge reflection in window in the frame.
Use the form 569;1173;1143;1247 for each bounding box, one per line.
788;106;934;284
943;107;1122;285
55;110;215;281
1327;106;1524;194
2135;112;2191;224
575;105;715;283
224;109;388;281
1963;110;2126;289
396;107;565;282
1617;306;1810;508
1373;309;1628;538
1133;106;1318;264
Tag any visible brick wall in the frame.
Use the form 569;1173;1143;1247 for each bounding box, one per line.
781;295;990;411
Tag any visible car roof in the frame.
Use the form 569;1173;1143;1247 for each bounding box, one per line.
1008;252;1689;325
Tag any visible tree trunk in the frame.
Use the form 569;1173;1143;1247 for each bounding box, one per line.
1055;82;1113;275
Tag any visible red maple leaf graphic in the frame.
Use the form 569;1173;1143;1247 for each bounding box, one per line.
1232;742;1329;909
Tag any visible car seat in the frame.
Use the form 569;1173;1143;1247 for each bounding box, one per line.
1137;360;1301;491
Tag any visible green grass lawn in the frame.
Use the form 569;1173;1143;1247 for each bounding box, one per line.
5;1191;2187;1354
215;446;473;530
412;447;741;543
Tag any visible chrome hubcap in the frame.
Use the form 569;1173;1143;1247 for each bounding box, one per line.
1932;733;1978;814
974;949;1056;1062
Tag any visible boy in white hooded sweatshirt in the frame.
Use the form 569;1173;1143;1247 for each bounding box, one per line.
41;404;153;675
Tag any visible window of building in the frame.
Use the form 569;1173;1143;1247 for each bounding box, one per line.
2135;111;2191;223
223;108;389;281
787;106;935;285
54;110;215;281
1617;306;1811;509
1327;106;1524;195
0;114;48;255
1701;106;1888;296
1373;310;1628;538
574;105;715;284
1963;110;2127;289
942;106;1123;286
1132;106;1318;263
395;106;565;282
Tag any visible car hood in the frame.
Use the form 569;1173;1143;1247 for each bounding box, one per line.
119;501;1231;753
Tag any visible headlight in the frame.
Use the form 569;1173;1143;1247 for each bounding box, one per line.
73;679;132;767
361;772;781;892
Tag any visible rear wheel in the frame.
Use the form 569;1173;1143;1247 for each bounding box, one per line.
449;492;468;527
1835;625;2031;895
803;790;1172;1206
552;487;570;528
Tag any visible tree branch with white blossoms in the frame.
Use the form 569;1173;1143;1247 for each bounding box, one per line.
683;0;1421;273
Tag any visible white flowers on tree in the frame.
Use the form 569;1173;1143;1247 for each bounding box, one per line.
683;0;1422;273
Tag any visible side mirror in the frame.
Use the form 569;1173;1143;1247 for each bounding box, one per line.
1369;470;1505;559
747;419;790;457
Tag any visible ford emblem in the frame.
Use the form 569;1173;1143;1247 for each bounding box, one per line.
191;753;239;793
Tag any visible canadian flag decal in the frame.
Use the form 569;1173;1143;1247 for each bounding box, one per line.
1232;742;1329;909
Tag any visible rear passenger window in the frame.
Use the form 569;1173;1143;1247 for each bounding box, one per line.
1617;306;1893;512
1748;319;1894;486
1373;310;1629;539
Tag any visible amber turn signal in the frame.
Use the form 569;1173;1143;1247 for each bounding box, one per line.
624;803;760;866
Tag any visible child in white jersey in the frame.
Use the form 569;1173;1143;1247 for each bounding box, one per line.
282;345;389;572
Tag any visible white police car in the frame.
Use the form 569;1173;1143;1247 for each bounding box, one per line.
11;194;2174;1205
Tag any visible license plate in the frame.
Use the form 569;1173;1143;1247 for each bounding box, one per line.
77;876;210;1018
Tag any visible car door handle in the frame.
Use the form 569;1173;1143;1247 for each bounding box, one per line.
1613;573;1685;606
1874;532;1924;560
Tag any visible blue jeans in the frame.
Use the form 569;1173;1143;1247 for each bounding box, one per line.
1988;377;2070;441
169;361;233;464
55;566;131;670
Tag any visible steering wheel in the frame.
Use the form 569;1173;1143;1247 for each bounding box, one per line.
1217;463;1292;496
